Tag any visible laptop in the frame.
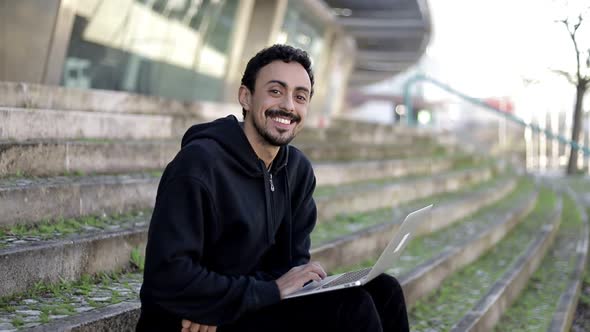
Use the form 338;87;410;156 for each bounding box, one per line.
285;204;433;299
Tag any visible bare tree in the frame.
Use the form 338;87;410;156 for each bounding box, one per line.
554;6;590;174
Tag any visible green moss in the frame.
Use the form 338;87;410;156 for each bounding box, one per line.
0;210;151;241
495;194;584;331
409;187;556;331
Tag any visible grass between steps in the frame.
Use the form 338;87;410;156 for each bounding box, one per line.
0;250;145;329
0;210;151;248
408;187;556;331
310;176;508;246
495;194;582;331
571;207;590;332
328;178;533;276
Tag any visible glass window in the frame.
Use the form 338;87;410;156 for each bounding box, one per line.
62;0;239;102
278;1;325;66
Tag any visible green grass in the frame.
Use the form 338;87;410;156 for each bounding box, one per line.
311;176;510;246
0;210;151;243
494;194;583;331
409;187;556;331
325;178;533;279
0;250;143;321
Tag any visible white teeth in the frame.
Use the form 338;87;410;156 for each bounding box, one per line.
272;117;291;124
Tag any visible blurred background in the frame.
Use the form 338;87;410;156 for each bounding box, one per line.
0;0;590;331
1;0;588;174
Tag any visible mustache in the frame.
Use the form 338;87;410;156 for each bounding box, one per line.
265;109;301;123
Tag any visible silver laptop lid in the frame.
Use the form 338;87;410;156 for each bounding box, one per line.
364;204;433;282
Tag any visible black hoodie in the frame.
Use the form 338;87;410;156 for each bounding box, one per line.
138;115;317;329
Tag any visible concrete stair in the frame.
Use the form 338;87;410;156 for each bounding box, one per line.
1;83;588;332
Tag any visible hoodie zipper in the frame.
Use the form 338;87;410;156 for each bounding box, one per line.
269;174;275;192
261;160;274;243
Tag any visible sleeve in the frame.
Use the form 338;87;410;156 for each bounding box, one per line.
289;166;317;267
141;176;281;325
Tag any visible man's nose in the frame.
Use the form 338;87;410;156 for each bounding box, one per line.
279;95;295;112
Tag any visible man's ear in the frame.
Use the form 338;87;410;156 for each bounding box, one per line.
238;86;252;111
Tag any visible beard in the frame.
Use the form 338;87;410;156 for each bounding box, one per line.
253;109;301;146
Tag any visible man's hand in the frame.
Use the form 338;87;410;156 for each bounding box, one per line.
275;262;327;299
181;319;217;332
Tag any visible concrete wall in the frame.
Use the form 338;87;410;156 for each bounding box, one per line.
0;0;73;84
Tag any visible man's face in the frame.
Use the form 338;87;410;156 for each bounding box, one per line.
241;60;312;146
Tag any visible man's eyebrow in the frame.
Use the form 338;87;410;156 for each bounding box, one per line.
265;80;310;94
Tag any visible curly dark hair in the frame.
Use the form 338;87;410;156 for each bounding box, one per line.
240;44;315;118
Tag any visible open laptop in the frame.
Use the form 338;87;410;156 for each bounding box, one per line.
285;204;433;299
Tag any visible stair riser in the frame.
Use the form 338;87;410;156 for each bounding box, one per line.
314;159;452;187
0;141;177;177
0;179;157;227
316;168;492;223
0;107;176;140
0;230;147;297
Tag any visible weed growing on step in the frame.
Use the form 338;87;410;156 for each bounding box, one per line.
130;247;146;272
0;209;151;244
408;187;556;331
495;194;582;331
0;268;143;329
11;316;24;327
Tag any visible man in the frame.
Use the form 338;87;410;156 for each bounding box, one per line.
136;44;409;332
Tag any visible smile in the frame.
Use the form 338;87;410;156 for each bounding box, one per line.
271;117;292;125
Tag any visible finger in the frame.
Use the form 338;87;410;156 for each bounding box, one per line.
190;323;201;332
304;263;326;279
209;327;218;332
200;326;208;332
182;320;192;328
311;262;328;278
181;329;190;332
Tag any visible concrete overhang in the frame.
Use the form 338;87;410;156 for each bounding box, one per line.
323;0;432;87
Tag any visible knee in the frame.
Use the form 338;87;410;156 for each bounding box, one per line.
373;274;404;293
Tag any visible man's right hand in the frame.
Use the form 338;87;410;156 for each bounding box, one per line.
275;262;327;299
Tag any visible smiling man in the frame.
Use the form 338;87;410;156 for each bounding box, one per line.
136;45;409;332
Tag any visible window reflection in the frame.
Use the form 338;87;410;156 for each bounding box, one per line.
63;0;238;102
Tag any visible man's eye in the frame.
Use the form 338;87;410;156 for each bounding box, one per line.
270;89;281;95
297;95;307;102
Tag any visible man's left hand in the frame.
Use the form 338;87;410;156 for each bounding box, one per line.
181;319;217;332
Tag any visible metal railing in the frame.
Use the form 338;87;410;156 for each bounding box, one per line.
402;74;590;173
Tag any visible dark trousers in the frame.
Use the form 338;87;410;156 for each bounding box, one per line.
218;274;409;332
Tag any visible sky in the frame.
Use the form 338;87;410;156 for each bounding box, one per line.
425;0;588;98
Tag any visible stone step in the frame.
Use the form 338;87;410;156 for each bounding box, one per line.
312;156;455;187
0;174;504;299
293;127;432;145
0;160;476;227
311;177;516;271
494;188;589;332
0;176;513;331
0;106;199;141
0;81;206;117
450;196;562;332
0;173;158;227
296;141;448;161
0;137;452;179
406;187;556;331
315;166;493;223
398;182;538;308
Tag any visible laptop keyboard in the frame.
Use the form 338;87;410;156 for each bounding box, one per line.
321;268;372;289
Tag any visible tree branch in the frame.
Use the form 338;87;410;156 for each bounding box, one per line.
551;69;577;84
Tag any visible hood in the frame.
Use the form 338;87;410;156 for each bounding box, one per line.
180;115;289;176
